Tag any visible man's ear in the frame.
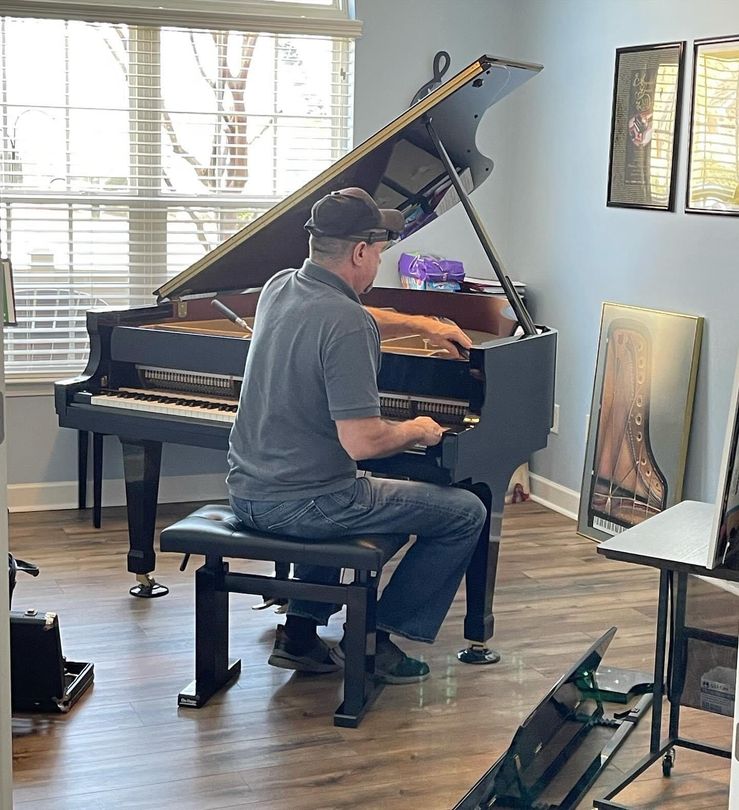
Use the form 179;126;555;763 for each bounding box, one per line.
351;241;368;265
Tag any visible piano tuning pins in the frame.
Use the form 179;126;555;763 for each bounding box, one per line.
590;321;668;529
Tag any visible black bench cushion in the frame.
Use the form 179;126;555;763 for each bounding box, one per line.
160;504;408;571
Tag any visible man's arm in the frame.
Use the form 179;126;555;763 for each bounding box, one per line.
365;307;472;359
336;415;444;461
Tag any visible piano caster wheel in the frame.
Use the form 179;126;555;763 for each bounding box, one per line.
130;573;169;598
662;748;676;777
457;644;501;665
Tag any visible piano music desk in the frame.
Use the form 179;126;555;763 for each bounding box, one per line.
594;500;738;809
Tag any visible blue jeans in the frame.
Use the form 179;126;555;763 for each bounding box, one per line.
229;476;487;643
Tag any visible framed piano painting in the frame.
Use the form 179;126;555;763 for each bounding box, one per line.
686;35;739;215
578;303;703;543
606;41;685;211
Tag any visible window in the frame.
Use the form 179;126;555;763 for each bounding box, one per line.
1;7;355;377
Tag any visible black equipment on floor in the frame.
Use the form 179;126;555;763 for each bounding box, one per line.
10;609;94;713
453;628;652;810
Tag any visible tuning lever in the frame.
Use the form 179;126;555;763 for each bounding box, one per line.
451;341;470;361
211;299;252;334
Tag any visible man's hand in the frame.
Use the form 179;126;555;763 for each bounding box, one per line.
415;316;472;359
411;416;445;446
336;415;445;459
366;307;473;358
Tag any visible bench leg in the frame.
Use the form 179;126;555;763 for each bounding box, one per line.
178;561;241;708
334;576;384;728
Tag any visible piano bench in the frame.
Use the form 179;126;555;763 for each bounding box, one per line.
160;504;408;728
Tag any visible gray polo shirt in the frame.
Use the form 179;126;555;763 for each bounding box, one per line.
226;259;381;501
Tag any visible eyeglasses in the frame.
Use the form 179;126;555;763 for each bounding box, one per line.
345;229;401;245
306;226;402;245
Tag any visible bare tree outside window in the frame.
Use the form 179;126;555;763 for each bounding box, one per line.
0;15;353;375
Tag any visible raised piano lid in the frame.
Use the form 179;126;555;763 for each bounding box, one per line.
154;54;542;304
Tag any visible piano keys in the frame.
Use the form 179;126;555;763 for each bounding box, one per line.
56;54;557;662
89;389;240;423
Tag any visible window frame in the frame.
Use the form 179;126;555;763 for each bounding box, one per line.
2;8;357;381
0;1;362;37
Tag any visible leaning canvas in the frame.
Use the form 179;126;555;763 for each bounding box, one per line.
707;351;739;569
578;303;703;543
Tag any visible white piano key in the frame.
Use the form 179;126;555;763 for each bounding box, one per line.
90;391;238;425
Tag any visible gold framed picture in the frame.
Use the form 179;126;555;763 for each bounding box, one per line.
578;303;703;542
607;42;685;211
686;35;739;214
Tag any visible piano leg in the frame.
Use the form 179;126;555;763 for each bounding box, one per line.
457;481;503;665
121;439;168;598
77;430;88;510
92;432;103;529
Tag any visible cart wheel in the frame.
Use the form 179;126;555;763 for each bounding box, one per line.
662;748;675;777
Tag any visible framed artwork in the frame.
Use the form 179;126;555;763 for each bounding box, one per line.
1;258;16;326
686;35;739;215
607;41;685;211
707;351;739;569
578;303;703;543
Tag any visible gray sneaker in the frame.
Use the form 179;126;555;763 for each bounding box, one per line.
331;634;430;684
267;625;341;674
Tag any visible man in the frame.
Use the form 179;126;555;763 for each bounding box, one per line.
227;187;487;684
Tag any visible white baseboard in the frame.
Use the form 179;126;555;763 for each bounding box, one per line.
10;470;581;519
528;472;579;521
8;473;228;513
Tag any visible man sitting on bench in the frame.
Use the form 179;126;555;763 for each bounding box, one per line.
227;188;486;684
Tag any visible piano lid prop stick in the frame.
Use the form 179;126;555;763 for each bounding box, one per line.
211;299;253;334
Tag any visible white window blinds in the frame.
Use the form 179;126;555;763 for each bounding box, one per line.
1;14;355;377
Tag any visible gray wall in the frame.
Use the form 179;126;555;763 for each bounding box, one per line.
7;0;739;509
355;0;522;287
358;0;739;505
507;0;739;502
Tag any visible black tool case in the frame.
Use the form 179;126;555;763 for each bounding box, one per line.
10;609;94;712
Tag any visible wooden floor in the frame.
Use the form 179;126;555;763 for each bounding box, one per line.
9;500;732;809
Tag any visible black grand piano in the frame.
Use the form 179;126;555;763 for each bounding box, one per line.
56;54;556;662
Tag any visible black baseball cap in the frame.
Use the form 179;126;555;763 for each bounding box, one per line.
304;187;405;244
